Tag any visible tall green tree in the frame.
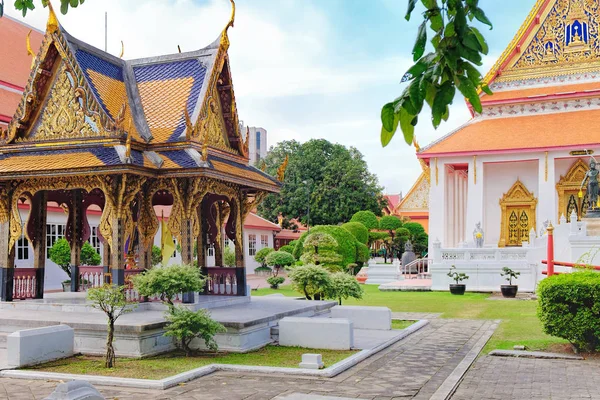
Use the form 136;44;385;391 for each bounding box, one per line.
258;139;386;226
381;0;493;147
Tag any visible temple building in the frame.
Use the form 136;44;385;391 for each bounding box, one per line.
419;0;600;290
0;3;282;301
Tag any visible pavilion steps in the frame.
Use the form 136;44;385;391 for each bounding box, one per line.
0;332;8;349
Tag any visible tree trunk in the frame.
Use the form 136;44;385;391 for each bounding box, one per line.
338;298;342;305
105;318;116;368
303;287;311;300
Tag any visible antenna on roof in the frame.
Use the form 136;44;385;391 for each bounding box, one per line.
104;12;107;52
177;45;182;53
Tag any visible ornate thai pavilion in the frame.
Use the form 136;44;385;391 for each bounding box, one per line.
0;3;281;301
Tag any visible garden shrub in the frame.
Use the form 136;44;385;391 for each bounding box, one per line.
349;211;379;230
537;271;600;352
356;242;370;264
132;264;205;306
300;232;343;271
279;244;294;255
266;250;295;276
327;272;363;305
151;245;162;267
164;306;226;356
288;264;331;300
379;215;402;231
292;225;358;268
81;242;101;266
266;276;285;289
223;246;236;267
254;247;274;267
48;238;72;277
341;222;369;245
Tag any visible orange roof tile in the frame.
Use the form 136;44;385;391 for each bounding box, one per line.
483;81;600;102
211;160;277;185
244;213;281;231
0;152;105;173
421;108;600;156
0;16;43;88
0;89;21;120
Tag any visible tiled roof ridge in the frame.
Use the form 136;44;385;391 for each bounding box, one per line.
62;29;126;67
248;212;282;230
122;62;152;141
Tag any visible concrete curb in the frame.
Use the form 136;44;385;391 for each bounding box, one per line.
429;319;499;400
0;320;429;390
489;349;583;360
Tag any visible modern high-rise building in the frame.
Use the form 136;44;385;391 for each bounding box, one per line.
240;123;268;166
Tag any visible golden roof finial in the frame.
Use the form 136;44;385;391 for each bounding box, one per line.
220;0;235;49
412;137;421;152
184;105;195;140
277;155;289;182
125;118;132;159
46;1;59;34
119;41;125;58
26;30;36;69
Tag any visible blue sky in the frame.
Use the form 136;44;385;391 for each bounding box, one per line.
6;0;536;194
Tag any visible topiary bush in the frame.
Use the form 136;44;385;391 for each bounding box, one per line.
379;215;403;232
254;247;274;267
292;225;358;268
279;244;295;255
288;264;331;300
537;272;600;352
48;238;72;277
164;306;226;356
350;211;379;230
326;272;363;305
300;232;343;271
81;242;102;266
341;222;369;245
266;250;295;276
266;276;285;289
223;246;236;267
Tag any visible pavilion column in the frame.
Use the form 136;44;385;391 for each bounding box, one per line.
69;190;83;292
0;189;15;301
214;203;223;267
196;207;208;294
428;158;446;253
180;217;195;303
108;213;127;286
466;156;484;246
234;196;246;296
101;237;110;278
538;152;556;229
31;191;47;298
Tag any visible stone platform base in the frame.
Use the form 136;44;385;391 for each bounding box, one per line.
0;296;336;357
583;216;600;236
364;264;400;285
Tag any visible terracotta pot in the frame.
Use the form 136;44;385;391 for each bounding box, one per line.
449;284;466;295
501;285;518;298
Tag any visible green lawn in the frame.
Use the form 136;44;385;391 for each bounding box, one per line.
254;285;567;353
27;346;358;380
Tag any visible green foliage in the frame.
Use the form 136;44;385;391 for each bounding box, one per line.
254;247;274;267
326;272;363;305
48;238;72;277
293;225;358;268
164;306;226;356
257;140;386;226
288;264;332;300
300;233;343;270
447;265;469;284
223;246;236;267
349;211;380;230
279;245;294;255
289;240;298;247
341;222;369;245
132;264;205;306
81;242;101;266
537;272;600;352
8;0;85;18
380;215;403;232
402;222;429;254
266;276;285;289
356;243;371;265
381;1;492;146
265;251;295;268
151;245;162;267
254;266;272;273
87;285;133;368
501;267;520;285
395;227;410;239
369;231;390;244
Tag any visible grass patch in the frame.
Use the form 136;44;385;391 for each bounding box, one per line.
392;320;415;330
27;346;357;380
254;285;567;353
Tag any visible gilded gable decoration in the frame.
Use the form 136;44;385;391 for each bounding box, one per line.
557;158;590;221
499;180;537;247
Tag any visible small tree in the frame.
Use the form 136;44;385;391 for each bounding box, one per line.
300;232;343;271
380;216;403;262
288;264;331;300
350;211;380;230
223;246;236;267
447;265;469;284
164;306;226;356
151;245;162;267
87;285;133;368
266;250;295;277
48;238;72;277
254;247;274;267
81;242;101;266
327;272;363;305
266;275;285;289
132;264;205;306
501;267;520;285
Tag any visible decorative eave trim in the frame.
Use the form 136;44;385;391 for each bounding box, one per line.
418;142;600;159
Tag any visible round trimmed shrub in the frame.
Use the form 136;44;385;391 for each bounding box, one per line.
379;215;402;231
288;264;331;300
279;245;294;255
254;247;274;267
266;251;295;269
341;222;369;245
292;225;358;268
350;211;379;230
326;272;363;305
537;271;600;352
356;242;370;263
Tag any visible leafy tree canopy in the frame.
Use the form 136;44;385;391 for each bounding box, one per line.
258;139;386;226
380;215;403;232
2;0;85;18
350;211;380;230
341;222;369;245
81;242;101;266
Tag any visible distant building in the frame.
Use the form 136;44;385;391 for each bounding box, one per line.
240;123;268;166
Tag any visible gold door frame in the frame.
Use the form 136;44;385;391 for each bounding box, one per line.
499;180;537;247
556;159;588;222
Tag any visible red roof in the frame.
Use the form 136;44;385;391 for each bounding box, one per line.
276;229;304;240
384;194;402;210
244;213;281;231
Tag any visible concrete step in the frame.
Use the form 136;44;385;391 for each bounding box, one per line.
0;332;8;349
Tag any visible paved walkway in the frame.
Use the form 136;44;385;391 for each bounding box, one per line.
451;355;600;400
0;319;491;400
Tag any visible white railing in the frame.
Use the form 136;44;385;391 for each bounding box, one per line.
400;258;432;279
435;247;529;263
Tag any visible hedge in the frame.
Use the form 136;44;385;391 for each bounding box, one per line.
349;211;379;230
537;271;600;352
341;222;369;245
292;225;358;268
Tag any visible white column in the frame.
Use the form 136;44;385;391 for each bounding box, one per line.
538;153;556;228
466;157;484;246
428;159;446;253
446;166;456;247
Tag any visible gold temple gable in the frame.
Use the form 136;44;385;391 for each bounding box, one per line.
499;180;537;247
557;158;589;222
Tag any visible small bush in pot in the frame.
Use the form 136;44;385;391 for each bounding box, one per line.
447;265;468;295
500;267;520;298
266;275;285;289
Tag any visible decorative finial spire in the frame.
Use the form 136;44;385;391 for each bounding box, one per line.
125;118;132;160
412;137;421;152
46;1;59;34
220;0;235;49
26;30;36;69
277;155;289;182
119;41;125;58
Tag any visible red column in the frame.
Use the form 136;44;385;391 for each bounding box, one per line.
547;224;555;276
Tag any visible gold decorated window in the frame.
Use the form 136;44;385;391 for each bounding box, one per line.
499;180;537;248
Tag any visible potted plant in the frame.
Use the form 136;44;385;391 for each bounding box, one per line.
266;276;285;289
500;267;520;298
447;265;469;295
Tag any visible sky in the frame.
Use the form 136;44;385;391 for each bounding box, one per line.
5;0;537;195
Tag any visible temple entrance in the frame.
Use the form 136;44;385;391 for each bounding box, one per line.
499;180;537;247
557;159;589;222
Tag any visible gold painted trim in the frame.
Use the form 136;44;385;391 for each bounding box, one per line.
498;179;537;248
556;158;588;222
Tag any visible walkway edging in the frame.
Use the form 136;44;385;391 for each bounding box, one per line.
429;319;499;400
0;320;429;390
